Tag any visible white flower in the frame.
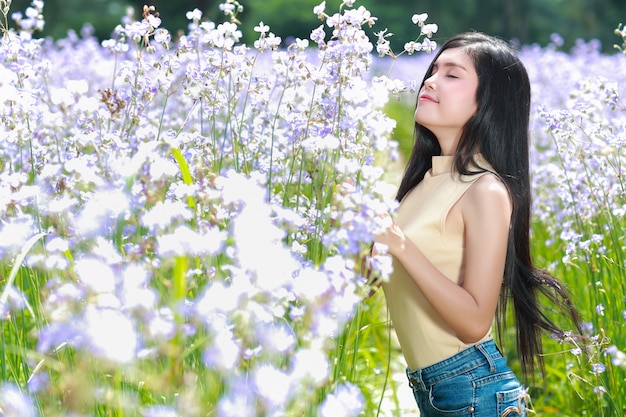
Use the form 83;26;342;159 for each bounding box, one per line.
156;224;225;257
376;40;391;57
421;37;437;53
65;79;89;95
259;323;296;353
186;8;202;21
0;217;36;254
196;281;244;316
217;387;254;417
146;14;161;28
91;237;123;264
319;383;364;417
233;206;297;290
141;200;193;231
154;28;170;44
45;237;69;253
216;170;265;205
75;258;116;294
326;12;341;27
421;23;439;37
291;348;329;384
120;264;157;311
149;155;179;180
147;310;176;340
295;38;309;50
375;29;393;56
219;3;236;14
310;24;326;45
203;327;241;371
292;269;331;300
23;6;42;27
83;307;138;363
404;41;417;54
412;13;428;26
0;383;39;417
75;189;128;236
144;406;178;417
313;1;326;16
254;365;291;406
301;134;340;152
254;21;270;34
265;32;281;48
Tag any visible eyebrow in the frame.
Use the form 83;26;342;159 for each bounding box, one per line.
432;61;469;71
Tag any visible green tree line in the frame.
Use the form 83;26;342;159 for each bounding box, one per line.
7;0;626;52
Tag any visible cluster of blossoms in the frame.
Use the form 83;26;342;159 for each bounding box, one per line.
0;0;437;415
9;0;44;34
374;11;438;57
520;35;626;405
3;0;625;413
519;36;626;262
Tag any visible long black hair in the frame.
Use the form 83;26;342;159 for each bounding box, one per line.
397;32;580;377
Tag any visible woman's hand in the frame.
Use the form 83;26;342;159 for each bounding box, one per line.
374;214;406;257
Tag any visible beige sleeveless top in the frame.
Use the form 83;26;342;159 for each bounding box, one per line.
382;155;494;370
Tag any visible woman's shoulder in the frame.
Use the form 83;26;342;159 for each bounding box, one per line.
455;172;512;243
461;172;512;218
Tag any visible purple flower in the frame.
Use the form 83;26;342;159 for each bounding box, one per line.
310;24;326;47
217;378;255;417
591;362;606;375
82;306;139;363
595;304;605;316
144;406;177;417
202;328;241;372
37;322;82;354
319;383;364;417
593;385;607;394
0;383;39;417
253;365;292;407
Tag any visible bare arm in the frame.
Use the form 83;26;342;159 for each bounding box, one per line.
376;174;512;343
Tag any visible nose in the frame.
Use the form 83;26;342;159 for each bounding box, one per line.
424;75;436;90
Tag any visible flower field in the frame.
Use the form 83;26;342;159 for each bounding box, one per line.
0;0;625;416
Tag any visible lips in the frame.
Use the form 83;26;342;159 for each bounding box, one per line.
419;93;438;103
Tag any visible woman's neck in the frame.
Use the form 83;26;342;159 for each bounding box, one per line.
435;133;460;156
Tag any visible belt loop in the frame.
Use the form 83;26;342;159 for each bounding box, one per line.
477;341;496;372
406;368;427;391
417;369;427;391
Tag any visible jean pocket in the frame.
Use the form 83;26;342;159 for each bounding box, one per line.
428;373;475;415
496;386;526;417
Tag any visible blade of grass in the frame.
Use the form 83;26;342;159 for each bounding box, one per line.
0;231;48;311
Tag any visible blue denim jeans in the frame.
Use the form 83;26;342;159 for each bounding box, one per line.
406;339;528;417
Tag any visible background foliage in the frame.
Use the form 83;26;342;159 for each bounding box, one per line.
8;0;626;52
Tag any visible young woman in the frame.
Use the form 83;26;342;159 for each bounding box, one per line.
375;32;580;416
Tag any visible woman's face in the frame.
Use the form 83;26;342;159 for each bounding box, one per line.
414;47;479;154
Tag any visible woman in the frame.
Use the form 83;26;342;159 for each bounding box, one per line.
375;32;580;416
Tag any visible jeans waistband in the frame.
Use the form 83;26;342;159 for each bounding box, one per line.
406;339;502;391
